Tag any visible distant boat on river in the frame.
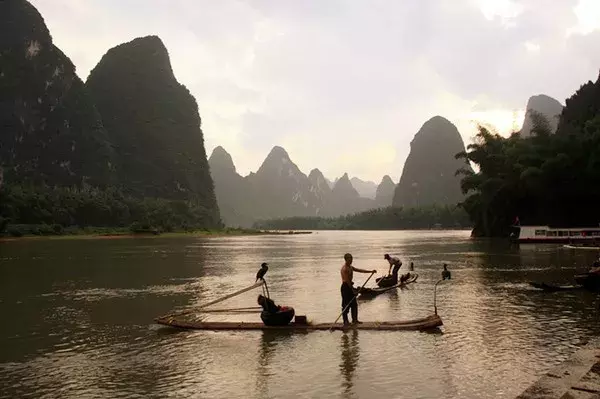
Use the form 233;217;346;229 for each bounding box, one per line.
510;225;600;244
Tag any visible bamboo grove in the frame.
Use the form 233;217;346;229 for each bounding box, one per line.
456;73;600;237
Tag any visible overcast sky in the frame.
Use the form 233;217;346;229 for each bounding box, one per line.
31;0;600;183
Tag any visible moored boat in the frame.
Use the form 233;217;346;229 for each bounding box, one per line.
563;244;600;250
529;267;600;292
511;225;600;244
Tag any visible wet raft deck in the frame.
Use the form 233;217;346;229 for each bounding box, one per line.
155;314;443;331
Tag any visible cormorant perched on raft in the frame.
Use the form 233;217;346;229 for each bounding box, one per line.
256;262;269;282
442;264;451;280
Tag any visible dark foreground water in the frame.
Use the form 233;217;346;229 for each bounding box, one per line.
1;230;600;399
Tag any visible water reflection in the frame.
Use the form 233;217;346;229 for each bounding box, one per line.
385;288;400;308
256;330;297;399
339;330;359;398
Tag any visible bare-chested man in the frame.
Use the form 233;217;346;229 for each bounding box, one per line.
340;253;376;325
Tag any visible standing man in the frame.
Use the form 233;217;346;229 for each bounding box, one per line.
377;254;403;286
384;254;402;276
341;253;376;326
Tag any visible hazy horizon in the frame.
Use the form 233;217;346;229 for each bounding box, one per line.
30;0;600;182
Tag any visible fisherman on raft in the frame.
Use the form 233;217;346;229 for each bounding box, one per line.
384;254;402;276
340;253;376;326
378;254;412;286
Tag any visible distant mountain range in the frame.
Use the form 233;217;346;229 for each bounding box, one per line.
209;146;392;226
210;116;472;227
350;177;377;199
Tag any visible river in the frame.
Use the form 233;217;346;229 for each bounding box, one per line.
1;230;600;398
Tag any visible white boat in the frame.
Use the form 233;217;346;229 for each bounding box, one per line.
511;225;600;244
563;244;600;250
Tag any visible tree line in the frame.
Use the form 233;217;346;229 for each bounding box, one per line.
457;74;600;237
252;205;470;230
0;184;222;236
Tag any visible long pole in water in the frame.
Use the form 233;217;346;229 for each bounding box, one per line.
329;271;375;331
433;279;443;315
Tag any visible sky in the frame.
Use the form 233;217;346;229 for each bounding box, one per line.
30;0;600;183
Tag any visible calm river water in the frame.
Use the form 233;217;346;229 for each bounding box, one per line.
1;230;600;399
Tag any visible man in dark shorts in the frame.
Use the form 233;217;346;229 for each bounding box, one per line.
340;253;376;325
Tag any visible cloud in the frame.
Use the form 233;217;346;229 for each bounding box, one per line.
30;0;600;182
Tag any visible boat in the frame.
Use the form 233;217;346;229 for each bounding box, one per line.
563;244;600;250
528;281;580;292
510;225;600;244
574;273;600;292
154;314;443;331
529;271;600;293
154;272;445;332
375;274;399;288
358;274;419;299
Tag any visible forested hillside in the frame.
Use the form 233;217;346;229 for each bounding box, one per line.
457;73;600;237
0;1;222;235
0;0;114;187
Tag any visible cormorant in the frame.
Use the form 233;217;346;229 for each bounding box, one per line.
442;264;451;280
256;262;269;281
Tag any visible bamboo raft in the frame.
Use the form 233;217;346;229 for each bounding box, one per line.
154;276;446;333
154;313;443;331
358;273;419;299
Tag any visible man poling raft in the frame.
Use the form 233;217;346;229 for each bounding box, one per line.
358;256;418;299
376;254;414;287
339;253;377;325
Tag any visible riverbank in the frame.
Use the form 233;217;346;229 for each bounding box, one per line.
0;226;313;241
516;339;600;398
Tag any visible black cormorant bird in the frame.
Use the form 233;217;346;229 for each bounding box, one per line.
256;262;269;282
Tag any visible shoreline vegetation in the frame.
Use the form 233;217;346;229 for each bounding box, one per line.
0;225;314;241
0;184;470;240
252;205;471;230
0;225;475;242
0;203;471;240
